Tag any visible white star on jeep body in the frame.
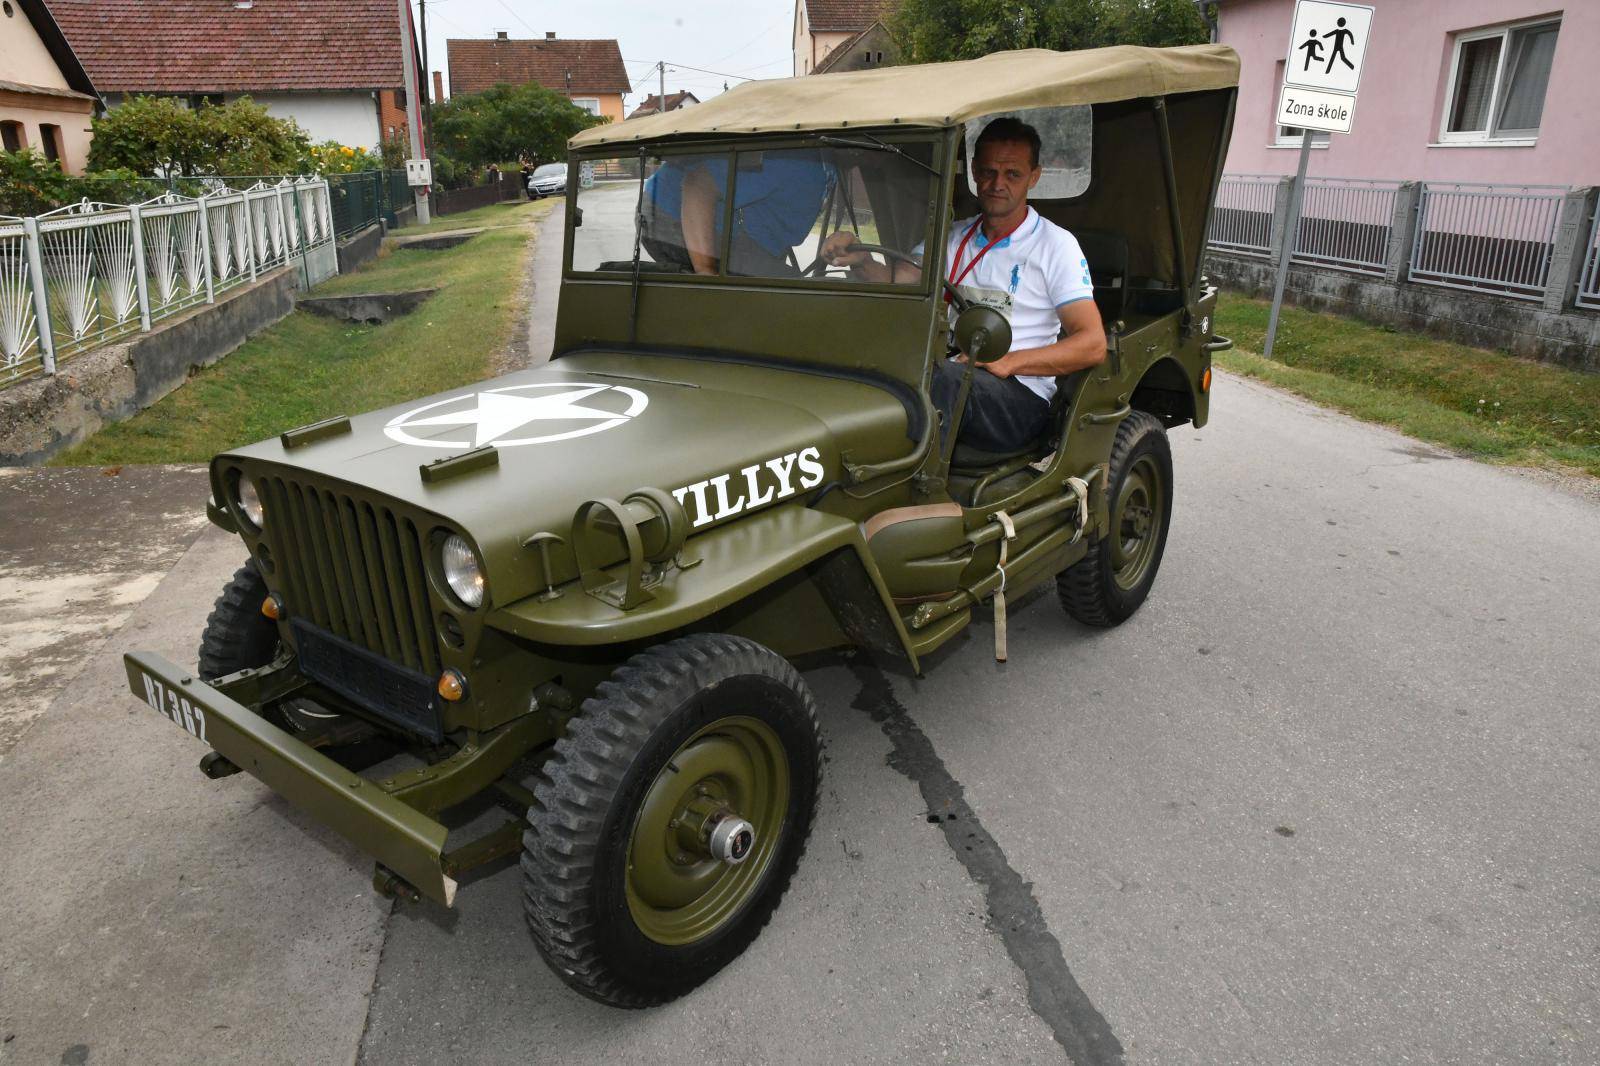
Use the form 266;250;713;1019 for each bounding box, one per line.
401;385;619;446
383;382;651;449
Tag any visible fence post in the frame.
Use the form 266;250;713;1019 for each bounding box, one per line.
243;191;262;281
127;202;152;331
21;216;56;375
1384;181;1422;285
1542;186;1598;313
1268;176;1295;265
289;181;311;291
196;195;216;303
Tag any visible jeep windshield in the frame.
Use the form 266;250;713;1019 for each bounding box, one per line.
569;137;937;289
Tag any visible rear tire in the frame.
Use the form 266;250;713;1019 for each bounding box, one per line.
1057;410;1173;627
522;634;822;1008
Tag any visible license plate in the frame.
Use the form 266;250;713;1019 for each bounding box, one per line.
136;670;209;743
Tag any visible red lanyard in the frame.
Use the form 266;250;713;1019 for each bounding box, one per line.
945;211;1027;303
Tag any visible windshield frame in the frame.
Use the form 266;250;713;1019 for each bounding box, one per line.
563;129;944;300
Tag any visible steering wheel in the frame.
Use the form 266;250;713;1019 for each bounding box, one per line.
828;240;969;309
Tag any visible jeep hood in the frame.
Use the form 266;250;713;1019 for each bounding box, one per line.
220;349;917;604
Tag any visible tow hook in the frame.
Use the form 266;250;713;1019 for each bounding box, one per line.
708;815;755;864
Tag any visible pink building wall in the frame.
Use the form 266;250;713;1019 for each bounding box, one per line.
1217;0;1600;186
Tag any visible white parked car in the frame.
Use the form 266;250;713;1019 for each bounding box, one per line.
526;163;568;198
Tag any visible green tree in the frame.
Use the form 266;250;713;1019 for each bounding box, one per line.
88;95;311;176
888;0;1209;64
431;83;606;170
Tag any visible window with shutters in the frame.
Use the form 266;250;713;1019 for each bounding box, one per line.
1441;19;1560;144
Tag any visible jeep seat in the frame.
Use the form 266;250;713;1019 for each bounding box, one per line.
947;368;1091;470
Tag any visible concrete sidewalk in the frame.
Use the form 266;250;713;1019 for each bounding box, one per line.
0;464;211;760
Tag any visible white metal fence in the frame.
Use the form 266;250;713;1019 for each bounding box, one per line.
1208;174;1277;256
1408;182;1567;301
1292;178;1402;275
1;176;334;386
1577;205;1600;311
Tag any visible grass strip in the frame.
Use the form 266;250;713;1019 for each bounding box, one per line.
54;200;551;466
1213;295;1600;478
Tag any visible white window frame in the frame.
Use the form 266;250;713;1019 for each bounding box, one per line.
1267;62;1328;148
1438;17;1560;146
1272;125;1330;149
571;97;601;116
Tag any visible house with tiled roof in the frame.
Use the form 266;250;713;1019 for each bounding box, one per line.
0;0;100;173
49;0;419;150
448;32;630;123
793;0;898;76
627;90;699;121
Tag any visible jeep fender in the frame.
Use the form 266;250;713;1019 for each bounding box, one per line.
486;505;918;670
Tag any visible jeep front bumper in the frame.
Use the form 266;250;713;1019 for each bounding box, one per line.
124;651;457;906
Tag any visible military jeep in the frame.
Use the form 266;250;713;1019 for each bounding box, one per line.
124;44;1239;1007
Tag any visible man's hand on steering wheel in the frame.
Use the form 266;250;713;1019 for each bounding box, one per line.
820;231;870;268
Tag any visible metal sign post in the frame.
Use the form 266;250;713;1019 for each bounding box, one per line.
1263;0;1373;358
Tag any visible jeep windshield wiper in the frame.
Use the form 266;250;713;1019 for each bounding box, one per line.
815;134;940;177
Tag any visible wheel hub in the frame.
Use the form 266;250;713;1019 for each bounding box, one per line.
625;716;789;945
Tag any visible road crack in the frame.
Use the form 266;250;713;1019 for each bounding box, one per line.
849;655;1123;1065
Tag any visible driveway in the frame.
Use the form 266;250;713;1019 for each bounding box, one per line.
2;207;1597;1063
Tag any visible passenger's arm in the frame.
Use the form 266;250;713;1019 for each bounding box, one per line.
982;299;1106;379
680;166;721;275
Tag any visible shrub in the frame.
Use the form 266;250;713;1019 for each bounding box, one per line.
88;95;312;177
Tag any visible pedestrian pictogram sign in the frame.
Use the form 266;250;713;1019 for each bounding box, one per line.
1276;0;1373;134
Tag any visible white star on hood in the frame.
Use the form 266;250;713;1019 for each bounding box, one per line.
400;385;623;447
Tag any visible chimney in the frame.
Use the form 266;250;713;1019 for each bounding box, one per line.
545;31;556;40
432;70;444;103
496;30;508;40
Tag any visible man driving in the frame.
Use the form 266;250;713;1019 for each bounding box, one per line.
640;152;832;277
821;118;1106;454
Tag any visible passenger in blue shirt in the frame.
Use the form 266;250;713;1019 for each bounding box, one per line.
641;151;832;277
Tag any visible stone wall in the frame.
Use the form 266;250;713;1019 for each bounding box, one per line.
1206;253;1600;371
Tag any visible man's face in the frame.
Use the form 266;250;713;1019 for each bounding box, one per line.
973;139;1041;221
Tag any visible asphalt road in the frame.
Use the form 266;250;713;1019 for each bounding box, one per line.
3;209;1598;1063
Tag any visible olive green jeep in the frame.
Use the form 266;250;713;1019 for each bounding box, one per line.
124;44;1239;1007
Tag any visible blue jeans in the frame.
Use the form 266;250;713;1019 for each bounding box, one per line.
932;359;1051;454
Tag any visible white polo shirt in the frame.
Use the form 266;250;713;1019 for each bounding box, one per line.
940;207;1095;403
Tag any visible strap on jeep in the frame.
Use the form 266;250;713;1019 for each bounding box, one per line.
992;509;1017;662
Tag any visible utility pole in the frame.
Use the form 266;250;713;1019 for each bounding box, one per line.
659;61;666;115
398;0;430;224
418;0;435;158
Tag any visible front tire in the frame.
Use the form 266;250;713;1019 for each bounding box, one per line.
1057;410;1174;627
198;561;278;681
522;634;822;1007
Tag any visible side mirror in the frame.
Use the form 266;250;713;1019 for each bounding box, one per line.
573;206;583;227
953;304;1011;364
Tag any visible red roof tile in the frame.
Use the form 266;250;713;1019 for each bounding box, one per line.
49;0;407;93
804;0;897;32
447;37;630;97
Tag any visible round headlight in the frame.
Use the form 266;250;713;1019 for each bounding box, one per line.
441;534;485;609
236;477;264;529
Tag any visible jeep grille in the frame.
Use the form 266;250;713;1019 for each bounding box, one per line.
258;476;442;679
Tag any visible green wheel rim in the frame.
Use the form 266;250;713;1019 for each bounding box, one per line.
1111;454;1164;591
625;715;790;946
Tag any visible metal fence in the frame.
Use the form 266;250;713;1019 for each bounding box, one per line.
1408;182;1567;301
1207;174;1277;256
1292;178;1401;275
327;170;410;238
1577;205;1600;311
1;176;334;387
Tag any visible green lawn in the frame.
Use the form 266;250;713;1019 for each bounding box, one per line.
53;200;552;466
1213;296;1600;479
394;197;546;235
